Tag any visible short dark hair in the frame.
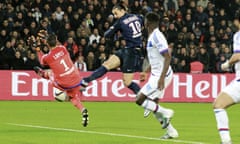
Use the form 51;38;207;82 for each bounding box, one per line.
145;12;160;26
47;34;57;47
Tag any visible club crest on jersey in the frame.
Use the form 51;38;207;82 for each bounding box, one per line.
147;41;153;47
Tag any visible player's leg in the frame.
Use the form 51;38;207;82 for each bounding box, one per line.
120;48;141;94
123;73;140;94
68;89;89;127
137;74;174;128
144;69;173;118
154;112;179;139
213;92;235;143
81;54;120;87
136;91;173;129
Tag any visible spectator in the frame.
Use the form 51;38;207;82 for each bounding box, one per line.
77;36;87;56
29;21;38;36
177;59;190;73
42;3;52;18
74;55;87;72
194;5;208;33
189;48;198;62
94;13;104;31
130;0;141;14
197;0;209;9
183;13;194;32
57;22;72;44
11;51;25;70
1;40;15;69
96;52;108;68
15;43;27;60
197;46;209;72
187;32;199;46
84;12;94;30
24;52;41;70
89;28;101;45
31;7;42;23
167;23;178;43
63;36;79;61
85;51;97;71
54;6;64;21
49;13;61;34
0;29;8;48
70;12;81;31
171;57;179;72
163;0;178;14
222;46;232;60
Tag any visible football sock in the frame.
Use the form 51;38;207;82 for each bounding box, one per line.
127;82;140;94
154;111;163;122
84;66;108;83
70;95;84;112
166;123;175;132
154;112;175;131
141;99;169;114
214;108;231;142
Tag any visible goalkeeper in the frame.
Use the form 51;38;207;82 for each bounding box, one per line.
29;31;89;127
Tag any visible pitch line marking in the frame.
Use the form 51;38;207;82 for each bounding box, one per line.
7;123;207;144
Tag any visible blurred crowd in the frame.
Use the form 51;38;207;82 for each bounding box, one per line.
0;0;239;73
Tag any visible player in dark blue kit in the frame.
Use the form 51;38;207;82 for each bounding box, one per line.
81;2;143;97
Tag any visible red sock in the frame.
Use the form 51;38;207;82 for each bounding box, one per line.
70;93;85;112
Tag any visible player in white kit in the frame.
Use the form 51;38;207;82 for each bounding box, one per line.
136;12;178;139
213;14;240;144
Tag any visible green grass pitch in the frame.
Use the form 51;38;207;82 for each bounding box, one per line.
0;101;239;144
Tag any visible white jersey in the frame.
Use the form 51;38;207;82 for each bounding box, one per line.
233;31;240;78
222;31;240;103
146;28;171;77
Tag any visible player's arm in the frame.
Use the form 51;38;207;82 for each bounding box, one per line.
104;20;120;38
156;32;171;90
221;53;240;70
140;63;151;82
221;35;240;70
159;50;171;90
229;53;240;65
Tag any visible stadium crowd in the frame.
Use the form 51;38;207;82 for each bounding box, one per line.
0;0;239;73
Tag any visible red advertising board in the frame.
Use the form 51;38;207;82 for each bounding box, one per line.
0;71;234;102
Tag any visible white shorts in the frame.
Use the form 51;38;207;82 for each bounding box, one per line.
222;78;240;103
140;70;173;100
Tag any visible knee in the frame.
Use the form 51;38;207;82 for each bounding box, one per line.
123;79;131;87
213;101;224;109
153;98;159;104
136;93;146;106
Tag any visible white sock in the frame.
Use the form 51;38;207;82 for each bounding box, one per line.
154;112;176;131
214;109;231;142
141;99;158;112
154;111;163;122
141;99;169;115
166;123;175;132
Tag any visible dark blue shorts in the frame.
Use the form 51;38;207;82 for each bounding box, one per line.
114;47;143;73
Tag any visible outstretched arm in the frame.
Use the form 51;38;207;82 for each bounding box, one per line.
104;20;120;38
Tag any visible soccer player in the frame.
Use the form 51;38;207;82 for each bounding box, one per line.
213;14;240;144
33;33;89;127
135;12;178;139
80;2;143;97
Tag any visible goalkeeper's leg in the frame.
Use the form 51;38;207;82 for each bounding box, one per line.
68;90;89;127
